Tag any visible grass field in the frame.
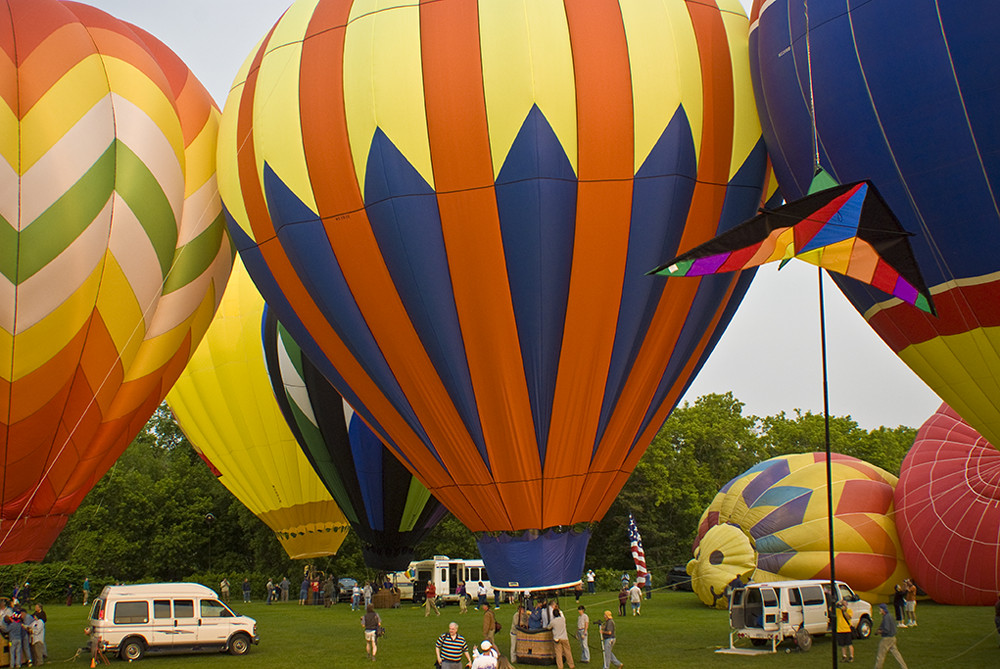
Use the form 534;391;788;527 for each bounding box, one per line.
38;590;998;668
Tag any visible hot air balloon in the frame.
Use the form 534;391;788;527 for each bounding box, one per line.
895;404;1000;606
690;453;909;605
686;523;756;609
0;0;233;562
166;258;349;559
262;309;447;570
749;0;1000;447
218;0;769;588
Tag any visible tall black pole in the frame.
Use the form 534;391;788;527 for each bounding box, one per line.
819;269;837;669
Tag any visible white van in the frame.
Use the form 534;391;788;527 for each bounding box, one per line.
728;579;872;651
88;583;258;660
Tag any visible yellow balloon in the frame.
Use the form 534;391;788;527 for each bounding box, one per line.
687;524;757;609
167;258;348;559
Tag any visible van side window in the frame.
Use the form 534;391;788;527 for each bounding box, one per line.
802;586;825;606
174;599;195;618
481;568;488;581
761;588;778;606
114;601;149;624
788;588;802;606
201;599;233;618
154;600;171;619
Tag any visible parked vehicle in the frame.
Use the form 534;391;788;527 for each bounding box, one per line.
727;579;873;652
337;577;358;603
88;583;258;661
405;556;491;603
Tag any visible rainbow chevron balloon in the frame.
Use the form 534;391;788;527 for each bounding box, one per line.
0;0;232;562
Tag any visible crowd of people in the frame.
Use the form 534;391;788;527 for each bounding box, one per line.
0;593;46;667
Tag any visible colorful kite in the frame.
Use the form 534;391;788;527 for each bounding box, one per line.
0;0;233;562
650;180;935;315
217;0;770;588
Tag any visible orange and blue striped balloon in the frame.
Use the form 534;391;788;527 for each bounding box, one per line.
219;0;767;588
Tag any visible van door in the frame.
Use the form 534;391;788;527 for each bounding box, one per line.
785;587;805;632
151;599;178;647
800;585;828;634
196;599;234;646
729;588;746;629
759;587;780;630
171;599;199;646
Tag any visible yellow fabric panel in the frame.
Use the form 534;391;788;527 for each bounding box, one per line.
898;327;1000;448
0;260;103;382
799;238;853;274
102;57;185;169
622;0;695;174
216;43;259;242
18;54;110;172
250;1;318;214
479;0;577;177
167;258;346;557
95;252;146;369
721;6;762;179
761;227;795;263
0;101;16;174
182;109;220;198
344;0;433;194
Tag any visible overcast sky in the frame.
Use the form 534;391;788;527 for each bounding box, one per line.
82;0;942;430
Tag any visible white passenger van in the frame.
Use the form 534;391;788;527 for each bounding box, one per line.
88;583;258;661
406;555;491;603
728;579;873;651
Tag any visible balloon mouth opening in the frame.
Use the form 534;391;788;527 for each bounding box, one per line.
477;527;591;591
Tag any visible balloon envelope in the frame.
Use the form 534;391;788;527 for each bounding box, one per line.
693;453;909;604
263;309;446;571
0;0;232;562
219;0;768;586
896;404;1000;605
167;259;348;559
749;0;1000;447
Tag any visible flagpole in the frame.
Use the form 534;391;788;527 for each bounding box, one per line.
819;268;838;669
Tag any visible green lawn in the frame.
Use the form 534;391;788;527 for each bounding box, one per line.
39;590;998;668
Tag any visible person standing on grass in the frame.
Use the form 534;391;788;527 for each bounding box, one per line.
835;600;855;663
545;604;575;669
220;578;230;603
587;570;596;595
299;576;309;605
599;610;623;669
82;577;91;606
511;604;528;660
364;581;373;609
904;580;917;627
617;587;627;616
628;583;642;616
280;576;290;602
362;604;381;662
28;613;44;666
482;603;497;644
425;581;441;617
435;622;471;669
874;603;907;668
576;605;590;664
242;578;251;602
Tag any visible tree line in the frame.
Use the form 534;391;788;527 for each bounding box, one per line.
16;394;914;602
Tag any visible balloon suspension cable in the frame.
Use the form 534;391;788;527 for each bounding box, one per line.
805;0;821;174
819;267;838;669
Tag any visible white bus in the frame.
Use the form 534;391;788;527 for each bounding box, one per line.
398;555;492;603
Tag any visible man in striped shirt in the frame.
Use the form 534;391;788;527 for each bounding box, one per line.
435;622;471;669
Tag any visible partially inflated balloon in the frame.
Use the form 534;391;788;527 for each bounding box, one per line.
750;0;1000;447
692;453;909;604
167;259;348;559
219;0;768;587
896;404;1000;605
686;523;756;609
263;310;447;571
0;0;232;562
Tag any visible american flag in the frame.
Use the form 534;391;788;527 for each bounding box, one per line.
628;514;648;585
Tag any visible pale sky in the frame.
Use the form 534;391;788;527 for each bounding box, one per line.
82;0;942;431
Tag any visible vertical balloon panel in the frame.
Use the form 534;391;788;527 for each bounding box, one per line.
167;259;349;560
218;0;767;587
749;0;1000;448
0;0;232;562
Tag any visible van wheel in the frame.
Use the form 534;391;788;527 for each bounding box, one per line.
229;632;251;655
855;616;873;640
120;637;145;661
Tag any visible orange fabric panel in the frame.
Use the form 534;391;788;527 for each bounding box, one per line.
4;321;88;422
543;0;633;526
419;0;538;529
79;313;125;416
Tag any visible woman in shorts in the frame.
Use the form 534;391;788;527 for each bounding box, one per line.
362;604;382;661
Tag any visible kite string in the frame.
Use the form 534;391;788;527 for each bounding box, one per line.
804;0;820;172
